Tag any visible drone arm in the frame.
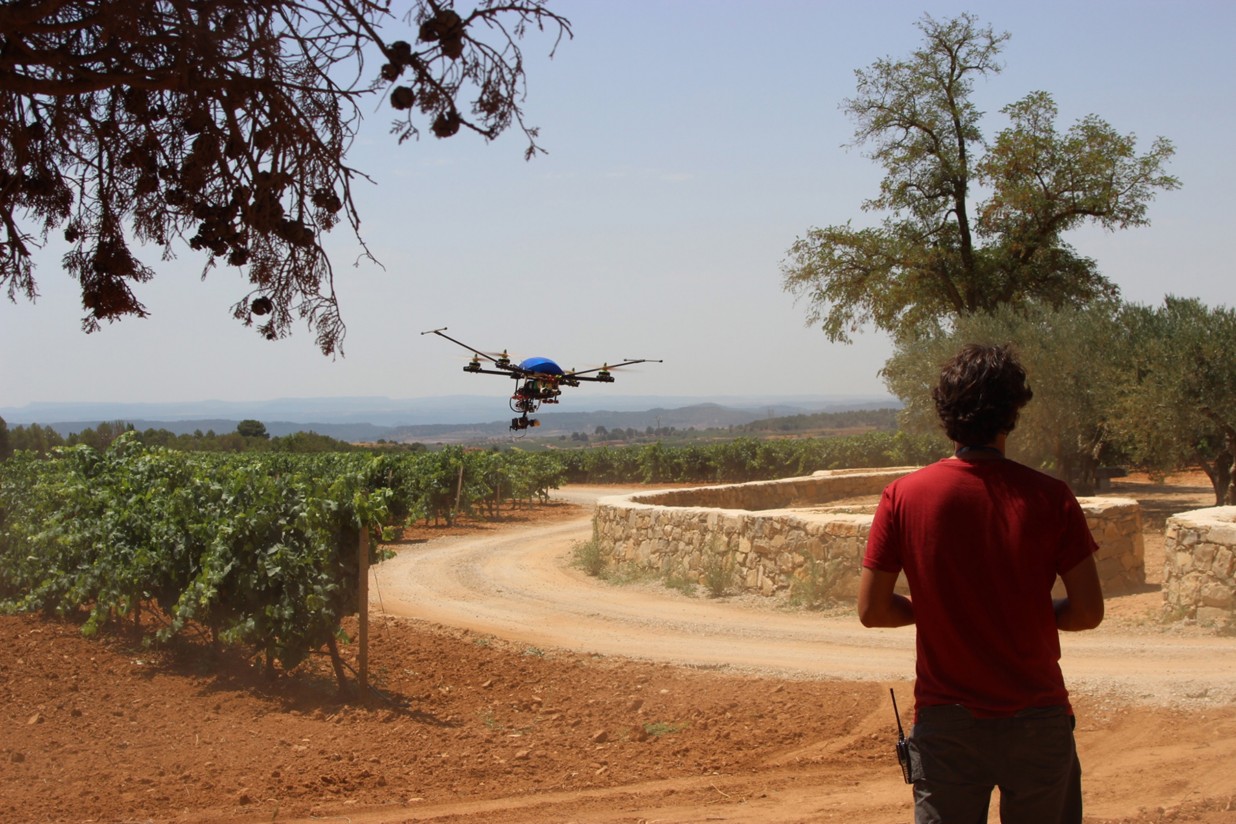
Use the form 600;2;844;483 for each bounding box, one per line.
465;367;521;377
570;358;664;379
421;327;507;366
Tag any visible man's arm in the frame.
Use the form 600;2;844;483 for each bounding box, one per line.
857;567;915;628
1054;553;1104;631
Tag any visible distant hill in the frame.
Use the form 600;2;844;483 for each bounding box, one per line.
0;395;899;444
388;403;794;443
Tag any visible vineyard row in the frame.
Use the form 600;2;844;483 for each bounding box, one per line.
0;431;944;686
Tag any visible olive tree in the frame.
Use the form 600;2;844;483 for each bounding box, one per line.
1110;298;1236;505
782;13;1178;344
235;419;270;439
881;301;1127;493
0;0;570;353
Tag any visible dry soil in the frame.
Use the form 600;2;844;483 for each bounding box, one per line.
3;473;1235;824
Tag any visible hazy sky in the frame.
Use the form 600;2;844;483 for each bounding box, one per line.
3;0;1233;408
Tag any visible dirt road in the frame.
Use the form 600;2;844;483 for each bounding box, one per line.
340;483;1236;822
372;486;1236;709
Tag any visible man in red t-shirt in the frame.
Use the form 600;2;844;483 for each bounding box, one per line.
859;343;1104;824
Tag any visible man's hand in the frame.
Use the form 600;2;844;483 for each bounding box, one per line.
1054;553;1104;631
858;567;915;628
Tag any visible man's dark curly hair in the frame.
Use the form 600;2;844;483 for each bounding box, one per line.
932;343;1034;447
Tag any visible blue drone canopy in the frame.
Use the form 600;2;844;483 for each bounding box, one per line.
519;357;565;376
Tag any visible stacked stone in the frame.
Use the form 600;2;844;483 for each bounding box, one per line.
596;469;909;599
595;471;1148;605
1163;507;1236;627
1049;498;1145;599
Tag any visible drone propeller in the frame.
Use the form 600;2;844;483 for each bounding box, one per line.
570;358;663;381
422;327;517;370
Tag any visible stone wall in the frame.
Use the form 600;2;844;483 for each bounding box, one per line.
629;467;919;511
1069;497;1146;598
1162;506;1236;628
593;469;1144;602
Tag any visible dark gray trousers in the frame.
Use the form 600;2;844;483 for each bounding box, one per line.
909;704;1082;824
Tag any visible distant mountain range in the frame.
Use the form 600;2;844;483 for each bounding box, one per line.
0;394;898;444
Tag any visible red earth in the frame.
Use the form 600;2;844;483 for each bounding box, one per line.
3;474;1235;823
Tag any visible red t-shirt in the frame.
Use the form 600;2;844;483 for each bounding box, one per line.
863;457;1098;718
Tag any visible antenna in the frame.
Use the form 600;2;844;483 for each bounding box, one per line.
890;688;913;784
891;688;906;740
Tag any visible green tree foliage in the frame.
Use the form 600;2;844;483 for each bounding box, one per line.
4;422;65;454
0;416;10;460
68;420;134;450
235;419;270;439
1110;298;1236;504
737;407;898;435
271;430;357;453
0;421;367;457
781;13;1178;344
881;302;1126;493
0;1;570;353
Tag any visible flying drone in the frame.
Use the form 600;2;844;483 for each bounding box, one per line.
422;327;662;432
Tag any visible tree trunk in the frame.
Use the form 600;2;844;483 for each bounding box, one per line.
1193;448;1232;507
1216;449;1234;506
1199;408;1236;506
1076;442;1101;497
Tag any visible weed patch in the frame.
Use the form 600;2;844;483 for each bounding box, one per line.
701;538;735;598
789;556;851;610
644;721;686;737
664;573;698;597
571;538;606;578
604;564;660;587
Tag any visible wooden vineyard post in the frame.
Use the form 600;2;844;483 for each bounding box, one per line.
358;528;369;699
454;462;465;513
